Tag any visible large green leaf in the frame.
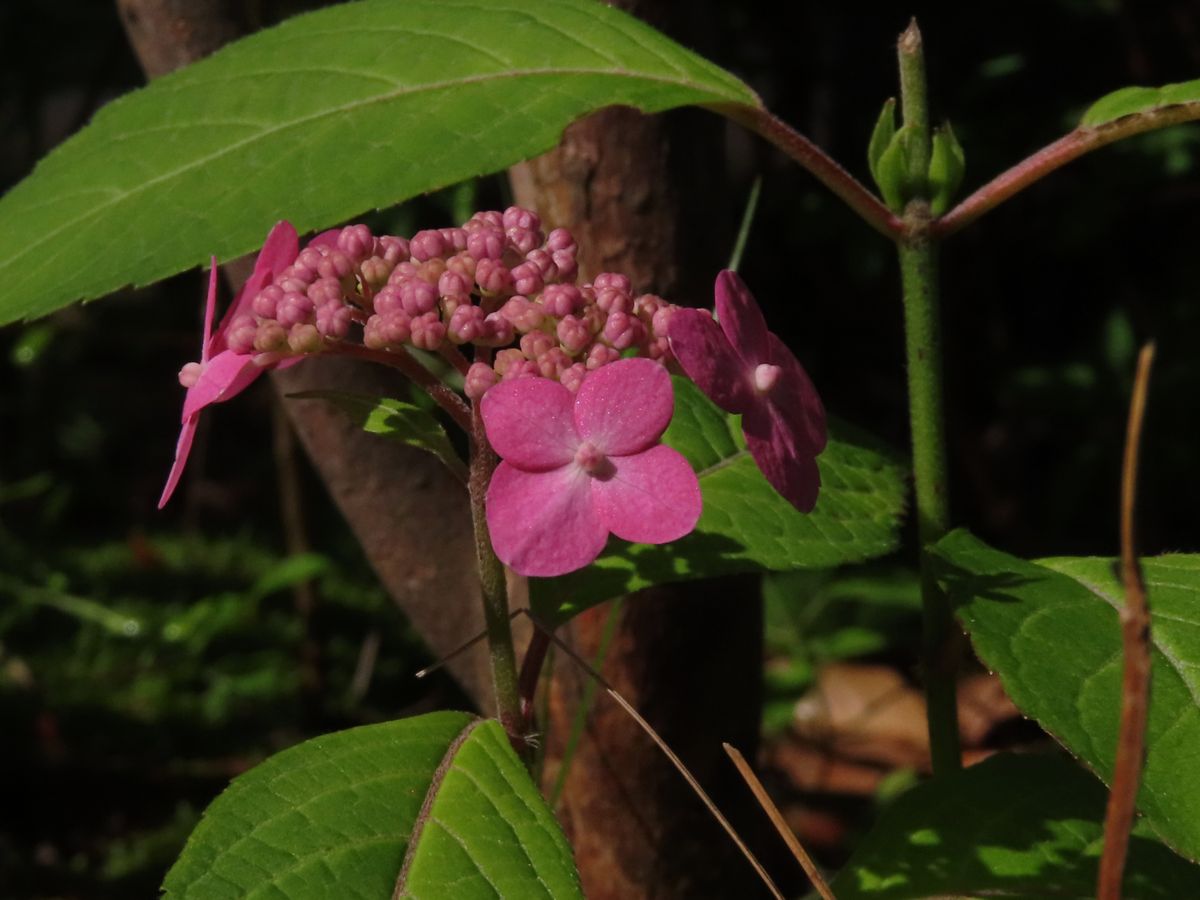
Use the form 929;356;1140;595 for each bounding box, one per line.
163;711;582;898
932;530;1200;862
831;752;1200;899
533;378;907;619
1081;79;1200;128
0;0;758;326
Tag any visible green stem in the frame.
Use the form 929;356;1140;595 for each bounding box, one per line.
468;404;523;745
896;19;962;776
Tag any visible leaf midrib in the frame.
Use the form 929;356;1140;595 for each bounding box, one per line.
3;65;752;284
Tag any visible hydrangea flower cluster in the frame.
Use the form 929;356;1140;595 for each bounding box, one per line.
218;206;681;401
162;210;827;579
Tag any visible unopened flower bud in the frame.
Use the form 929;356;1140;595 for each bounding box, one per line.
586;343;621;370
465;362;498;401
226;314;259;354
448;304;487;344
520;330;556;360
359;256;393;289
499;296;542;333
317;250;355;281
409;229;446;262
277;291;314;327
502;358;539;381
254;320;289;352
410;312;446;350
475;258;514;296
552;250;578;282
603;310;646;350
337;224;374;262
467;227;505;261
178;361;202;388
479;311;515;346
596;286;631;314
503;206;540;231
253;284;283;318
445;252;477;281
524;248;557;281
468;210;504;231
296;247;325;272
363;311;411;349
651;304;677;339
593;272;631;294
511;260;543;296
536;347;572;379
506;227;542;256
316;302;352;340
307;277;343;307
439;227;468;252
288;323;323;354
438;270;472;299
399;279;438;316
494;348;526;377
556;315;591;354
377;235;410;265
560;363;588;392
541;283;582;317
545;227;576;254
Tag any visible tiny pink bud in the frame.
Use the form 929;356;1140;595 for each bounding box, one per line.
178;361;202;388
648;336;673;363
603;310;646;350
552;250;578;283
296;247;325;272
556;315;591;354
536;347;572;379
545;227;576;254
475;258;514;296
633;293;666;320
226;314;259;354
480;311;515;346
390;261;420;284
651;304;677;339
359;256;393;289
511;260;543;296
440;227;468;252
506;227;542;256
560;363;588;392
586;343;621;370
754;363;783;394
502;359;540;381
499;296;542;333
445;252;477;280
363;311;412;349
410;311;446;350
307;277;344;307
399;279;438;316
503;206;541;231
438;269;472;299
541;283;582;317
448;304;487;344
277;291;314;327
316;302;352;340
337;224;374;262
377;235;410;265
468;210;504;230
465;362;499;401
494;348;526;377
596;286;631;314
409;229;447;262
253;284;283;318
593;272;631;294
520;330;556;360
373;285;402;315
467;227;505;261
317;250;355;281
524;248;558;281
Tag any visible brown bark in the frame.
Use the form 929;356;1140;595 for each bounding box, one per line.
116;0;501;708
509;27;767;900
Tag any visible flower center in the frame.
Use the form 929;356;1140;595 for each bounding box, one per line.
574;441;613;478
753;363;782;394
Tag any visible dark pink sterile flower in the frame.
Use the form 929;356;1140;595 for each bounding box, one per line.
482;357;702;577
158;222;300;509
668;270;827;512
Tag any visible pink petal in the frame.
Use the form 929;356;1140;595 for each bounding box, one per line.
486;462;608;577
715;270;769;365
211;222;299;354
158;415;199;509
592;444;701;544
766;332;827;454
667;308;754;414
199;258;219;364
743;403;822;512
573;357;674;456
181;350;262;420
481;377;578;470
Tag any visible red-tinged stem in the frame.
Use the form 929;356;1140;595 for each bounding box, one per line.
710;103;904;240
517;628;551;732
440;343;472;376
337;344;472;431
1097;343;1156;900
936;104;1200;237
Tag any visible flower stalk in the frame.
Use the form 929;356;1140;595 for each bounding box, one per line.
896;19;962;776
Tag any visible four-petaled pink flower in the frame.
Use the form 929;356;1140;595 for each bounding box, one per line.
482;357;702;577
668;270;827;512
158;221;300;508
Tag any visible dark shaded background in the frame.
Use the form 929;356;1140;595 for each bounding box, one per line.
1;0;1198;896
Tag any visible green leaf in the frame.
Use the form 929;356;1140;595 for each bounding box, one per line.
163;711;582;899
927;121;965;216
932;529;1200;861
533;378;907;619
289;389;466;481
0;0;758;327
1081;79;1200;128
831;752;1200;899
867;98;897;188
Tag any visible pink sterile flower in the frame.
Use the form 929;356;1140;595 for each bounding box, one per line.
158;221;300;509
482;357;702;577
668;270;827;512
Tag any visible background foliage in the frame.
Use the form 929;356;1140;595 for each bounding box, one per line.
2;0;1199;896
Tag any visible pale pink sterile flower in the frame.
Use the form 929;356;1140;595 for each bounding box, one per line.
668;270;827;512
482;357;702;577
158;221;300;509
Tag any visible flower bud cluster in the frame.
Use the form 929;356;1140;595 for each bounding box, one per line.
227;206;681;400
